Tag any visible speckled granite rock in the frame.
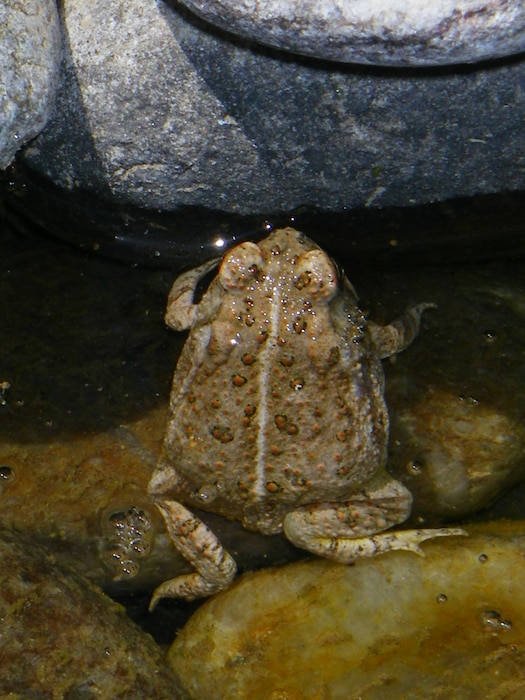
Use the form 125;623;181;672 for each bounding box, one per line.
0;0;61;169
179;0;525;66
169;524;525;699
0;528;185;698
20;0;525;217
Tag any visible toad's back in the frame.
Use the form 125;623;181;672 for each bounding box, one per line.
158;229;389;534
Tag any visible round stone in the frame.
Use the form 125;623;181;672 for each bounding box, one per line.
179;0;525;66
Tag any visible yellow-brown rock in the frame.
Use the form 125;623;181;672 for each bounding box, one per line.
169;524;525;699
0;528;186;698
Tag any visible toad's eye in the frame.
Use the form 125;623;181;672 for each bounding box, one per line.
219;242;264;290
294;249;338;300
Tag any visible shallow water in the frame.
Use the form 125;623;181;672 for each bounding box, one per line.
1;195;525;659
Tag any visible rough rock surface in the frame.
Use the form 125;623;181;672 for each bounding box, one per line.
21;0;525;215
169;525;525;699
0;0;61;169
0;528;185;698
179;0;525;66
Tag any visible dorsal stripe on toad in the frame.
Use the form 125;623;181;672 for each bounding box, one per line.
254;280;281;499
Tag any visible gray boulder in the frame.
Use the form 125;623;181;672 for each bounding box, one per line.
21;0;525;216
179;0;525;66
0;0;61;169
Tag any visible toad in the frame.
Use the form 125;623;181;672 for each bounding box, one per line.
148;227;464;608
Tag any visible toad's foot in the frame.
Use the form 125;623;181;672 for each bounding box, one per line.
370;302;437;359
284;501;467;563
149;499;236;611
294;526;468;562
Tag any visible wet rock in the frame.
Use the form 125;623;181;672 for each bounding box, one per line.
180;0;525;66
0;528;185;698
20;0;525;217
0;0;61;169
377;260;525;520
0;411;300;596
169;524;525;699
23;0;264;214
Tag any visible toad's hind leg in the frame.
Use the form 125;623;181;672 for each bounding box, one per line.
149;500;236;611
283;474;467;563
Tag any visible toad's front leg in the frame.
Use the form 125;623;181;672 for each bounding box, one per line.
283;473;467;563
164;257;220;330
149;499;236;611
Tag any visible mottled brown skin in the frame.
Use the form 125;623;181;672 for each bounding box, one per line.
148;228;465;608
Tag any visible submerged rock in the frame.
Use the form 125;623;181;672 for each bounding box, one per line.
169;524;525;699
379;259;525;520
0;528;185;698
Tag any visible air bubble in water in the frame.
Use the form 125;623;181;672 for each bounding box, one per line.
129;537;150;556
480;609;500;627
406;459;423;476
106;544;125;562
479;611;513;632
0;466;13;481
102;504;154;580
108;511;128;531
193;483;219;503
116;559;140;579
0;465;14;495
